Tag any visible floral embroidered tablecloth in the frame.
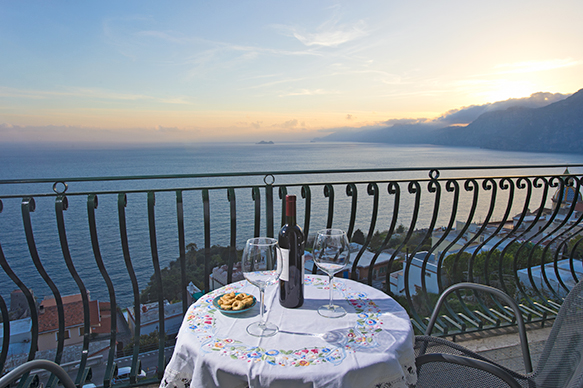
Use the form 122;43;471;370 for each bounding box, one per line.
161;275;417;388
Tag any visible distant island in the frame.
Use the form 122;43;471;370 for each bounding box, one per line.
257;140;274;145
316;88;583;154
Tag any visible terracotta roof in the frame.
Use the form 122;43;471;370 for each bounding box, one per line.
38;300;101;334
42;293;85;307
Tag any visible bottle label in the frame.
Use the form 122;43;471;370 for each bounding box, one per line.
280;248;290;281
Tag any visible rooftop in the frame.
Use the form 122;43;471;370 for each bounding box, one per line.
38;299;100;333
126;302;183;326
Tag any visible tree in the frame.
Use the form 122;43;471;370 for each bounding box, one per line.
139;244;236;303
567;235;583;261
369;231;383;251
121;330;168;356
352;229;365;245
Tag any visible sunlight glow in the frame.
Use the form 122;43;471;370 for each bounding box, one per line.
481;82;538;104
494;59;581;75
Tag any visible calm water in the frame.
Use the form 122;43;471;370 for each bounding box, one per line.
3;141;582;178
2;142;583;306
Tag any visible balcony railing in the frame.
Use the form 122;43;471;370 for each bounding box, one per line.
1;165;582;387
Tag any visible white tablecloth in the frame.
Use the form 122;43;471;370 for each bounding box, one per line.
161;275;417;388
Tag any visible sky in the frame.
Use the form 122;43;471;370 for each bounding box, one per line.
1;0;582;144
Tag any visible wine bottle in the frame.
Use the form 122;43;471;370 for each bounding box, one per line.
278;195;305;308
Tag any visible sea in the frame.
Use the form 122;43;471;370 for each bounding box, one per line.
1;141;583;307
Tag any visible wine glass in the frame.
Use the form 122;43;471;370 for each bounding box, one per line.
312;229;351;318
241;237;282;337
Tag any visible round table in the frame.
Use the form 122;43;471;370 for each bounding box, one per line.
161;275;417;388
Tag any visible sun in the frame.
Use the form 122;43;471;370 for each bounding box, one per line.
482;81;535;103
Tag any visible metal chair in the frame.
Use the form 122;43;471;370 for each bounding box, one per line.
0;360;75;388
414;280;583;388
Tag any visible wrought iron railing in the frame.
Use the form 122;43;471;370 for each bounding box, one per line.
1;165;582;387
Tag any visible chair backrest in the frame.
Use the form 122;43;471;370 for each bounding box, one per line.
566;357;583;388
0;359;75;388
534;279;583;387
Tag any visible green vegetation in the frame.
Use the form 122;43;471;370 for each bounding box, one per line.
138;227;433;305
139;225;570;322
139;244;238;304
567;235;583;261
121;331;169;356
351;229;365;245
358;225;432;255
441;242;553;290
392;240;560;333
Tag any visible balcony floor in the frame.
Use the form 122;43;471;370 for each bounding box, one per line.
453;323;551;375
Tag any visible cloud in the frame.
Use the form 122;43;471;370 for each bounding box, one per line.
292;23;368;47
313;124;386;136
434;106;487;126
275;14;368;47
433;91;570;126
158;97;191;104
102;15;161;60
179;40;322;81
104;16;322;81
0;85;148;101
0;124;202;144
280;89;335;97
265;118;307;132
136;30;192;44
281;119;298;128
251;121;262;129
246;76;311;90
493;58;582;75
155;125;181;133
346;114;353;120
321;90;573;140
68;87;153;101
0;86;194;106
382;118;431;127
137;28;319;58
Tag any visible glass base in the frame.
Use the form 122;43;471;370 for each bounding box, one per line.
318;304;346;318
246;321;279;337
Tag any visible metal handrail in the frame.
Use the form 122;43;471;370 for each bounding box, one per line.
3;164;582;185
1;165;582;386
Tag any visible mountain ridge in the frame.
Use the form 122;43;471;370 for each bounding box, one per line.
319;89;583;154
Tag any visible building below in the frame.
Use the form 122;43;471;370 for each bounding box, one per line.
389;252;439;297
0;317;32;356
37;293;109;352
517;258;583;298
209;262;244;290
125;301;183;337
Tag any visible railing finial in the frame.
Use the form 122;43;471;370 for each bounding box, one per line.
53;181;68;195
263;174;275;185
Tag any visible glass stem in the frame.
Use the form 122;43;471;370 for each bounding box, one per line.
328;274;334;308
259;288;265;326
